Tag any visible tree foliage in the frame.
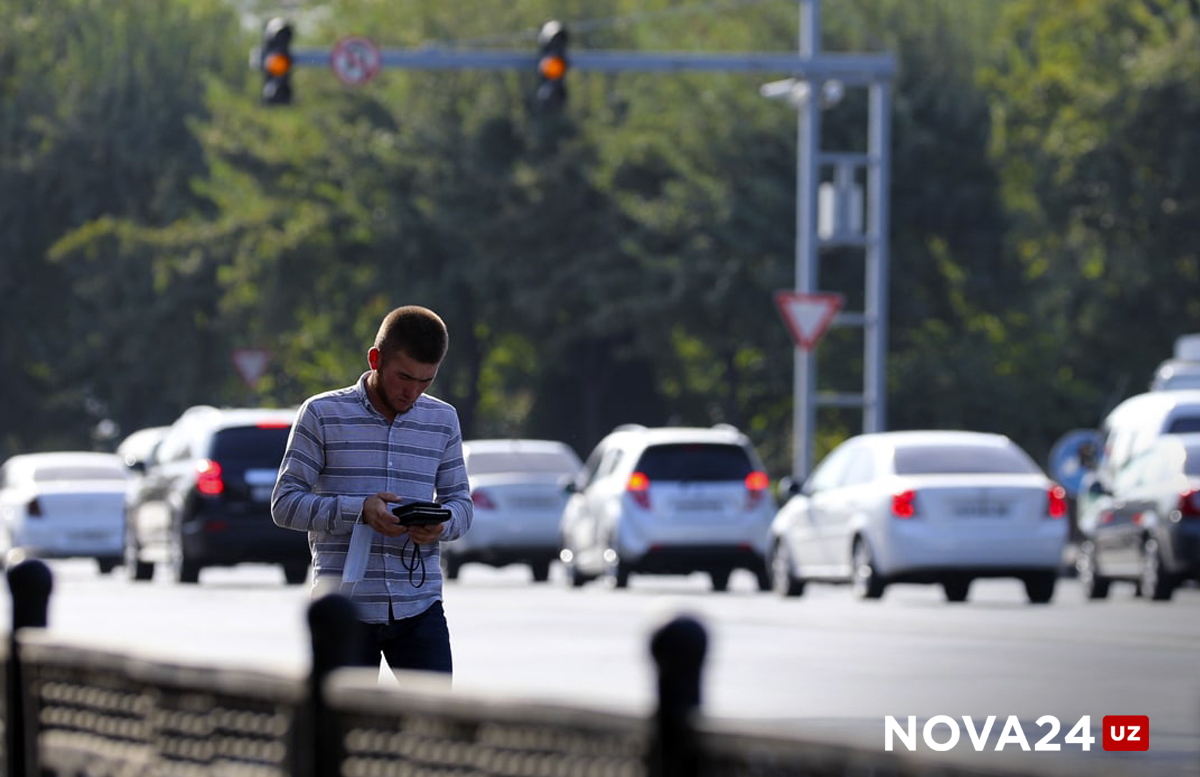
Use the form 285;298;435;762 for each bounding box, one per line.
4;0;1197;479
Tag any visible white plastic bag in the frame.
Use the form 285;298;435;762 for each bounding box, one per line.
342;521;377;584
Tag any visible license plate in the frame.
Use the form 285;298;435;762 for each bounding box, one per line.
674;500;722;512
70;530;112;541
954;501;1008;517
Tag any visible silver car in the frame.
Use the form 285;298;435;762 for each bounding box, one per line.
441;439;582;582
768;430;1069;603
559;424;774;591
0;451;129;573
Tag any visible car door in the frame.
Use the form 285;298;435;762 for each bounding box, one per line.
787;442;856;576
1099;452;1151;577
561;443;622;572
817;445;877;578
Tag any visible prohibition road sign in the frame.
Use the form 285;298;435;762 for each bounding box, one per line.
331;35;382;87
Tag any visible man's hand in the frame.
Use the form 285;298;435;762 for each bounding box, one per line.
362;492;407;538
362;494;447;543
405;521;446;545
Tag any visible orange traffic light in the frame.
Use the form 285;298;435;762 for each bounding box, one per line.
261;17;293;105
536;21;568;111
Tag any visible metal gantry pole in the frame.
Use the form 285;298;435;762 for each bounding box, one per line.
864;81;892;434
793;0;821;481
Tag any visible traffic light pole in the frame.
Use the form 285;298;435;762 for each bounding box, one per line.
258;0;893;481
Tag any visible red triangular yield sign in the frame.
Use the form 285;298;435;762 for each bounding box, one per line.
774;291;843;350
231;348;272;388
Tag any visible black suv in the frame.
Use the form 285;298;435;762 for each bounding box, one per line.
124;405;310;584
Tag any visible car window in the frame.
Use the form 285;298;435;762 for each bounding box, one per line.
1113;452;1149;492
1185;446;1200;477
633;443;753;482
840;447;876;486
469;450;578;475
1166;416;1200;434
806;443;856;493
33;465;126;482
893;444;1040;475
595;448;626;481
578;445;607;487
210;426;291;462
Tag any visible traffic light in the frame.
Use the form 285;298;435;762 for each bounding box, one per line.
536;20;568;110
260;17;293;105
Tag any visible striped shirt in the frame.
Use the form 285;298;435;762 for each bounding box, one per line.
271;372;472;622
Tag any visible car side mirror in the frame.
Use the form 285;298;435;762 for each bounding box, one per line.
777;476;802;500
559;475;577;494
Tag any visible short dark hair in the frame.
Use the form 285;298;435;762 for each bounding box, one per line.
374;306;448;365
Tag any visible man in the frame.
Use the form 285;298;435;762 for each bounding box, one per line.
272;305;472;676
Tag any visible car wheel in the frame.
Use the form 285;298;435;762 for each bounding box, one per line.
710;568;731;592
604;545;629;589
1023;571;1057;604
1077;541;1109;600
770;541;805;598
97;557;121;575
851;538;885;600
565;556;588;588
1141;538;1175;602
124;525;154;582
169;530;200;584
942;578;971;603
529;560;551;583
282;562;309;586
441;553;461;581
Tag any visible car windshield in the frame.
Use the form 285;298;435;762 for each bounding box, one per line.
893;444;1040;475
34;466;125;482
211;426;292;462
469;450;578;475
635;443;753;481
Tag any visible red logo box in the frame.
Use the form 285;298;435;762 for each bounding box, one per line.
1102;715;1149;752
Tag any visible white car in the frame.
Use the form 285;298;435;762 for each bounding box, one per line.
768;430;1068;603
441;439;582;582
0;451;129;573
559;424;774;591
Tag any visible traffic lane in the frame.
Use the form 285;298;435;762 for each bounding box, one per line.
6;561;1198;776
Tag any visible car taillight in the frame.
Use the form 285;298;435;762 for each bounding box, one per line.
1178;489;1200;518
745;471;769;507
26;497;43;518
891;490;916;519
1047;484;1067;519
196;459;224;496
627;471;651;509
471;489;496;510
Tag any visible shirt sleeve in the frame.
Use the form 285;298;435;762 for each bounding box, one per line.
434;410;473;541
271;398;361;535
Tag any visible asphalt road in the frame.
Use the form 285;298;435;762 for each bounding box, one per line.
4;559;1197;777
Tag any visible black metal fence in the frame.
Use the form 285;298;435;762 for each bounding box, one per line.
1;559;1031;777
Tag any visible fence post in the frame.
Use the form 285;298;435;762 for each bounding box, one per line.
6;558;52;777
304;593;367;777
646;613;708;777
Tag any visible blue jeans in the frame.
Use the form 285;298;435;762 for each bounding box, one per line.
356;600;453;676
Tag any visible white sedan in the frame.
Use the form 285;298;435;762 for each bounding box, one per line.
441;439;582;582
768;430;1068;603
0;451;129;573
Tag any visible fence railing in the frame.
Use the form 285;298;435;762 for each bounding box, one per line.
2;559;1031;777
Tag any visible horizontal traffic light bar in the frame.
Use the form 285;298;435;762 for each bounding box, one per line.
276;47;894;83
